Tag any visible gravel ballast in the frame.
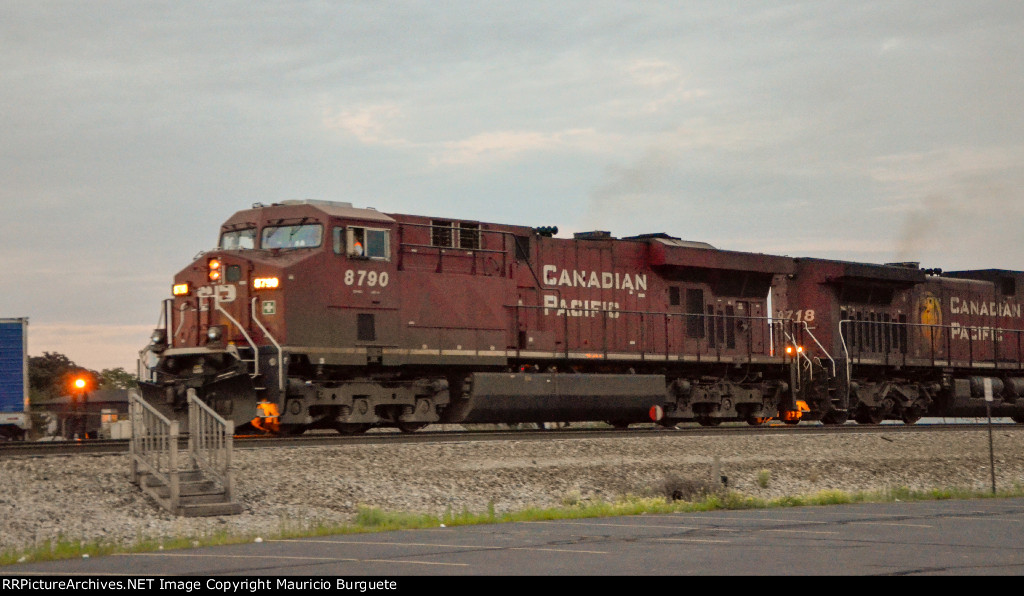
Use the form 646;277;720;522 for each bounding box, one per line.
2;427;1023;556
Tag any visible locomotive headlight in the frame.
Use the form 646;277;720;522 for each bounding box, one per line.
208;258;222;282
207;325;224;342
253;277;280;290
172;283;190;296
150;328;168;351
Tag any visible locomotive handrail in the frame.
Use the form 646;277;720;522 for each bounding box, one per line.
210;296;260;378
397;242;508;255
779;328;813;390
838;319;1024;371
174;301;189;346
507;303;795;365
798;321;835;377
137;299;175;383
128;389;181;513
396;221;513;278
250;297;285;393
186;389;235;504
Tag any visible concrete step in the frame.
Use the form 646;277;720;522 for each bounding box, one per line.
140;470;204;487
177;501;244;517
153;480;219;499
180;492;236;505
136;469;242;516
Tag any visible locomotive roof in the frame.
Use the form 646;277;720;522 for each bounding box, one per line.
944;268;1024;278
793;257;928;285
221;200;396;228
648;241;796;274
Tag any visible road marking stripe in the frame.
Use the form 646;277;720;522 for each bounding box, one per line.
851;521;933;528
762;529;838;535
271;538;607;554
535;521;698;530
118;553;467;566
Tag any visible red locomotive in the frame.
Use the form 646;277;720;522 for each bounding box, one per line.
138;200;1024;432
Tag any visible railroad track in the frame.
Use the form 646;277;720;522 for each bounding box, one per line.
2;421;1020;457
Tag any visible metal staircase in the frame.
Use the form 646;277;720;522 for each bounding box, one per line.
128;389;243;517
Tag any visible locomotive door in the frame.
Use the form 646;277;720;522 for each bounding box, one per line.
667;286;708;357
513;287;554;353
739;301;767;357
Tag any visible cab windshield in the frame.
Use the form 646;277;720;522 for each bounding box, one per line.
220;228;256;250
261;224;323;249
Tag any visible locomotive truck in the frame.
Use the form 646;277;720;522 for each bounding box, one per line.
138;200;1024;433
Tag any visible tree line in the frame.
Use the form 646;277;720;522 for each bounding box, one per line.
28;351;137;403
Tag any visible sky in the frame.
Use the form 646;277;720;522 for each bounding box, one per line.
3;1;1023;372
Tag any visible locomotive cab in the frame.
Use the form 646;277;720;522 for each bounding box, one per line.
140;200;404;433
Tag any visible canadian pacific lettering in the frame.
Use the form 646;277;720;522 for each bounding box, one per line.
949;322;1004;342
544;295;621;318
542;265;647;291
540;264;644;318
949;297;1022;318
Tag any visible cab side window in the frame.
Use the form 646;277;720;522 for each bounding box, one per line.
335;226;390;260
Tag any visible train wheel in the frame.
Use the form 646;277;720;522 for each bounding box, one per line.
854;408;883;425
1013;415;1024;424
335;423;371;435
0;427;23;441
820;410;849;426
696;416;722;427
901;408;923;425
746;417;770;426
607;420;631;430
277;424;307;436
396;422;427;433
782;419;800;425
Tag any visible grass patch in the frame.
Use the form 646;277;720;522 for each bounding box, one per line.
6;483;1024;567
756;469;771;489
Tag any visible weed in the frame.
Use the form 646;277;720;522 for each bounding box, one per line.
756;469;771;489
659;473;720;502
560;491;583;507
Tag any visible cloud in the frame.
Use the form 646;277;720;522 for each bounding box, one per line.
623;59;708;113
322;103;409;147
28;323;153;372
430;128;608;166
323;103;611;166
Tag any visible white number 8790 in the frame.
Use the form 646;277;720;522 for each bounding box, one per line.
344;270;389;287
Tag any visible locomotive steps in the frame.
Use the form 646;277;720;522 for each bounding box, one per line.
128;389;244;517
135;470;243;518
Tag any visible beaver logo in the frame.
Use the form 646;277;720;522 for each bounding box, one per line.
918;292;943;347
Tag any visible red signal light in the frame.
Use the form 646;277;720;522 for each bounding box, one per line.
67;372;94;395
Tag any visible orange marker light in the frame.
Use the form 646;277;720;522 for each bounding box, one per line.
208;258;222;282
